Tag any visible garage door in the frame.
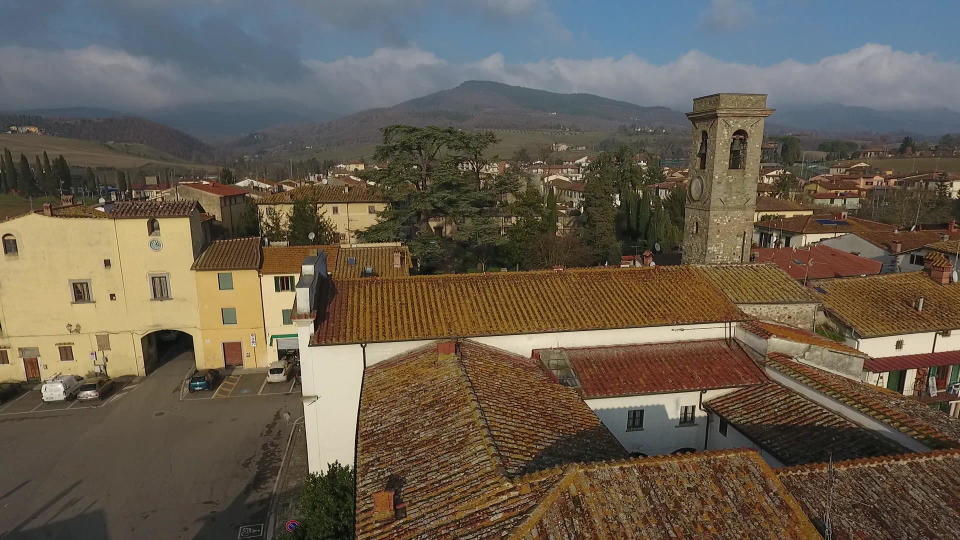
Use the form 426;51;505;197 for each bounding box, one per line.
222;342;243;367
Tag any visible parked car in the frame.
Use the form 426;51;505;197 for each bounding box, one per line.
76;378;115;401
266;361;293;383
188;370;219;392
41;375;83;402
0;381;22;403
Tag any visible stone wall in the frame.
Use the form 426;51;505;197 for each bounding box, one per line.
738;303;818;330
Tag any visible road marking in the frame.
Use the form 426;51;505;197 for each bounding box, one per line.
213;375;241;398
179;365;196;401
30;402;43;412
66;400;79;409
266;416;304;537
0;390;31;412
287;379;296;394
257;376;268;396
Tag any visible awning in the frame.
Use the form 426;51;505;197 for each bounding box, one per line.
865;350;960;372
276;338;299;350
269;333;297;346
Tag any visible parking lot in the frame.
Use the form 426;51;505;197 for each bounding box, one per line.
180;370;300;400
0;378;136;416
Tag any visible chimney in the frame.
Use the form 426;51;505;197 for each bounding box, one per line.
942;233;951;242
891;240;902;253
925;252;953;285
552;266;564;272
60;194;75;205
41;203;53;216
437;341;456;356
393;250;402;269
642;250;655;267
915;296;925;312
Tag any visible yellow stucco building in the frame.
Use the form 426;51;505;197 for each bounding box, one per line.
0;201;210;382
255;184;387;243
191;237;269;370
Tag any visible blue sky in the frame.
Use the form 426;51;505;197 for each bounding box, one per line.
1;0;958;113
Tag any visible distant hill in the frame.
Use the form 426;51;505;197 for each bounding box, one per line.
773;104;960;137
236;80;689;153
146;99;335;141
0;113;213;162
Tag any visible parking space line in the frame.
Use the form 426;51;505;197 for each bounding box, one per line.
0;390;31;413
213;375;240;399
66;400;79;409
30;402;43;412
257;376;268;396
287;379;296;394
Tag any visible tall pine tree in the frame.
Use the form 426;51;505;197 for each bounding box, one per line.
2;148;17;193
17;154;37;195
40;151;56;194
54;155;72;192
580;154;622;265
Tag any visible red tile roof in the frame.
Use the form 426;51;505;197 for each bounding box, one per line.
177;182;249;197
696;264;819;304
865;349;960;373
740;320;864;356
536;339;767;398
106;200;200;218
755;214;894;235
312;266;747;346
191;237;262;270
260;245;338;275
706;383;909;465
857;229;960;254
779;450;960;540
755;196;814;213
750;245;882;280
763;353;960;449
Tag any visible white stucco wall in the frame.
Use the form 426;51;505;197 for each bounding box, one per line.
704;411;784;467
586;388;740;456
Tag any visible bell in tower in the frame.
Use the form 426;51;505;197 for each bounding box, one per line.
681;94;774;265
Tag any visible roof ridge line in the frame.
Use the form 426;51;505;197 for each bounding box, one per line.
507;467;591;540
452;344;511;477
777;448;960;475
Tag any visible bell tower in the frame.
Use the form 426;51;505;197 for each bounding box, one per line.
681;94;773;264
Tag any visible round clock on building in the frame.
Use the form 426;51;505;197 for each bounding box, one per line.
149;238;163;251
688;175;705;201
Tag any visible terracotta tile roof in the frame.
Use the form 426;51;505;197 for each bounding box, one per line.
313;266;747;345
696;264;819;304
740;320;864;356
706;383;909;465
778;450;960;540
254;184;385;204
865;349;960;373
856;229;960;254
755;197;814;213
536;339;767;398
333;245;412;278
43;204;108;218
750;245;882;280
925;237;960;255
512;450;820;540
355;340;626;539
762;353;960;449
177;182;249;197
811;191;858;199
755;214;894;235
260;245;338;275
814;272;960;337
106;200;199;218
191;237;262;271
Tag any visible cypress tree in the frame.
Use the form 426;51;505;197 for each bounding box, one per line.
40;151;56;194
2;148;16;192
85;168;97;192
580;155;621;265
18;154;37;195
54;155;72;192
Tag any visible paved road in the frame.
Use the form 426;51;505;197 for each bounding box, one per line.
0;348;302;540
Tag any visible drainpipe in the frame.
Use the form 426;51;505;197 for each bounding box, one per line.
701;391;711;450
353;343;368;475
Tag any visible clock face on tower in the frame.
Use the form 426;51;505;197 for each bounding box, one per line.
689;175;705;202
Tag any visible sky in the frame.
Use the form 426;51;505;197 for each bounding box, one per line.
1;0;959;114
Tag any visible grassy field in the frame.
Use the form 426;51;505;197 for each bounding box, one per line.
0;194;74;219
863;157;960;174
0;134;218;172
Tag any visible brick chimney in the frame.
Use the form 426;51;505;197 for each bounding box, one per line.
890;240;902;254
437;341;457;356
641;250;655;267
924;251;953;285
393;250;402;269
41;203;53;216
60;194;75;205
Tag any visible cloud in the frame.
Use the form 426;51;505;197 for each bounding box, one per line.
1;43;959;118
698;0;756;32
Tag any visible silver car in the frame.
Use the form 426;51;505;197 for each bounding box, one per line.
76;378;115;401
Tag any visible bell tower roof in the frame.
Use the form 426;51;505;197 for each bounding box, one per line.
688;93;774;120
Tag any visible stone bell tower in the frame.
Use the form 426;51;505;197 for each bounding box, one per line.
681;94;773;264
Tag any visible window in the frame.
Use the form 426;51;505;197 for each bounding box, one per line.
697;131;708;169
331;206;339;215
221;307;237;325
679;405;696;426
218;272;234;290
70;280;93;303
103;259;111;268
96;334;111;351
58;345;74;362
2;234;17;255
719;418;728;436
626;409;644;431
368;205;376;214
895;339;904;350
729;130;747;169
0;350;8;365
150;274;171;300
909;254;924;266
274;275;295;292
281;309;293;325
147;218;160;236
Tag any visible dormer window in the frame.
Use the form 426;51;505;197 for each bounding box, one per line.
147;218;160;236
729;130;748;170
2;234;17;255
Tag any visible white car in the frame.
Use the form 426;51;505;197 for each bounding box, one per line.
266;361;293;383
41;375;83;402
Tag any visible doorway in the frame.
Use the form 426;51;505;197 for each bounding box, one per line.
140;330;194;375
222;341;243;367
22;357;40;381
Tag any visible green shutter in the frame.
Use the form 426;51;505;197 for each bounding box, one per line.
949;365;960;385
282;309;292;325
274;276;280;292
218;272;233;290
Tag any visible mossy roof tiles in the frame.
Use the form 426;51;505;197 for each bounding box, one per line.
312;266;747;345
696;263;819;305
191;237;262;271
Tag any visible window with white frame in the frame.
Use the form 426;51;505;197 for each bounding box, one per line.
274;275;295;292
626;409;644;431
909;254;924;266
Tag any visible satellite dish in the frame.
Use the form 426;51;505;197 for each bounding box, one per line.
654;242;661;252
308;232;316;241
98;198;106;204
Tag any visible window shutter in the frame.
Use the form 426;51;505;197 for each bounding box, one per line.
274;276;280;292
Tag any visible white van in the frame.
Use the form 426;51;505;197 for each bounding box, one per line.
41;375;83;402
